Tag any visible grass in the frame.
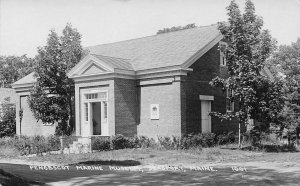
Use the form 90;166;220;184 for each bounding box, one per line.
19;147;264;166
0;145;20;158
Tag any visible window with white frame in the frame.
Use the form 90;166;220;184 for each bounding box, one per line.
226;88;234;112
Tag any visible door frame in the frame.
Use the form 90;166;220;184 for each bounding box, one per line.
199;95;214;133
81;89;108;137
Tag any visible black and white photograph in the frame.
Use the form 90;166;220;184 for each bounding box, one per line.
0;0;300;185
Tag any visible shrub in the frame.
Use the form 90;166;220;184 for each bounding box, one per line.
127;135;157;149
0;135;61;156
0;100;16;137
112;134;132;150
216;131;237;145
0;137;20;157
181;133;216;149
158;136;176;150
47;135;60;151
92;137;111;151
32;135;49;154
181;134;201;149
201;133;216;147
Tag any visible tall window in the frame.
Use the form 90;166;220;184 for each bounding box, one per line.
220;51;226;66
226;89;234;112
220;41;227;66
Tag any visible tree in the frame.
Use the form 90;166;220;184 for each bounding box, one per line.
0;55;35;88
268;38;300;145
28;24;83;136
157;23;196;34
0;97;16;137
209;0;284;146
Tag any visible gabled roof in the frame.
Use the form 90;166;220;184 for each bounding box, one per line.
91;54;134;71
87;24;221;71
12;72;36;86
14;24;223;85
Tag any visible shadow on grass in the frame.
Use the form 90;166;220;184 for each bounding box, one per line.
241;144;299;153
221;144;299;153
0;169;46;186
72;160;141;166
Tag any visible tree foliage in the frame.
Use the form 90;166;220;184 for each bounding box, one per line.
210;0;284;133
157;23;196;34
27;24;83;136
268;38;300;141
0;97;16;137
0;55;35;88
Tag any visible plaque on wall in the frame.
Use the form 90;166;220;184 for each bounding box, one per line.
150;104;159;120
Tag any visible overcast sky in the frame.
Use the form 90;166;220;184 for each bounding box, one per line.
0;0;300;57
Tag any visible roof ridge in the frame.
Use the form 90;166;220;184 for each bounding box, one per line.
90;53;131;61
88;24;218;49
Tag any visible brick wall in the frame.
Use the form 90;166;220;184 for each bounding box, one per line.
182;43;244;135
15;91;56;136
137;80;181;139
114;78;138;137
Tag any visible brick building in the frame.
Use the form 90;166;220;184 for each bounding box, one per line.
12;24;273;138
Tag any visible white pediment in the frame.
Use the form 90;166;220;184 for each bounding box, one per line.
67;55;114;77
81;63;107;75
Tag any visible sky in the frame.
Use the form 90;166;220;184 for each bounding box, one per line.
0;0;300;57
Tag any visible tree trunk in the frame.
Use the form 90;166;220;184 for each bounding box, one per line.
238;122;241;148
297;127;300;147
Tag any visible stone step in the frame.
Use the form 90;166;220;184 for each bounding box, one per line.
63;137;92;154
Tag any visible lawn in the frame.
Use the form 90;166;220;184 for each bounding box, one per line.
11;147;296;166
1;146;300;185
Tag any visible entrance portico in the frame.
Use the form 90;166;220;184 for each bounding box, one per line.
81;89;109;137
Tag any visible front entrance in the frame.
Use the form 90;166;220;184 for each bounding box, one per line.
81;90;108;136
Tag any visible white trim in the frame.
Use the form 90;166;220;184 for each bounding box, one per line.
136;69;191;79
182;34;223;68
80;88;109;136
199;95;214;101
138;77;174;86
12;83;34;89
68;55;114;77
136;65;182;75
72;73;135;82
